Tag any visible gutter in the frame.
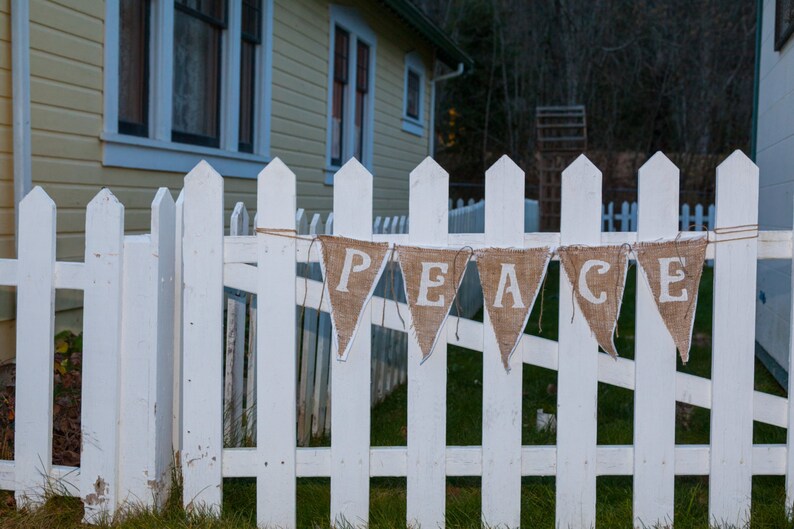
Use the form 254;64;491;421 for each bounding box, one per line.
11;0;32;248
430;62;465;157
751;0;762;161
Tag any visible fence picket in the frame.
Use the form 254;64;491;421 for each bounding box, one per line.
709;151;758;527
330;159;374;526
481;156;525;527
224;202;249;444
788;193;794;510
322;213;335;436
13;187;56;507
556;155;601;529
297;214;322;446
633;153;678;527
182;161;224;513
311;214;330;438
257;159;298;528
81;189;125;521
118;188;175;509
406;158;449;527
173;190;184;451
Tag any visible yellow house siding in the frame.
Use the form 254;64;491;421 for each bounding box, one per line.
0;0;12;359
271;0;434;216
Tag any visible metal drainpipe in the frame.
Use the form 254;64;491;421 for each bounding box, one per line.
430;62;465;157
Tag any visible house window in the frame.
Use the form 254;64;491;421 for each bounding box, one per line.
326;7;376;183
239;0;262;153
118;0;150;137
777;0;794;51
172;0;226;147
103;0;274;178
402;52;426;137
331;28;349;167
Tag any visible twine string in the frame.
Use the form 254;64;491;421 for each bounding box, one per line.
452;246;475;341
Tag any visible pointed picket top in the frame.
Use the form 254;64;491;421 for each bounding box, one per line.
410;156;448;185
258;158;296;230
230;202;250;237
715;150;758;224
562;153;600;182
485;154;523;181
20;185;55;211
185;159;222;187
639;151;678;180
296;208;308;235
310;213;323;235
151;187;175;248
87;188;124;221
259;157;295;189
335;157;372;187
716;150;758;189
325;212;334;234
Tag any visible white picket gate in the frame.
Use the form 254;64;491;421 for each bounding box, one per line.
0;187;175;520
1;151;793;529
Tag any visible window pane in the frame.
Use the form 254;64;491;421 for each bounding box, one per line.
331;27;349;166
119;0;149;136
354;41;369;162
407;70;420;120
238;40;256;152
172;5;222;147
242;0;262;42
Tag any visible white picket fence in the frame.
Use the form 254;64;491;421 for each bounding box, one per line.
0;188;175;519
0;152;792;529
603;200;715;232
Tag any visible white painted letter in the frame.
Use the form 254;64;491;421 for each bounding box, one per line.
658;257;688;302
493;263;525;308
579;259;609;305
417;262;447;307
336;248;372;292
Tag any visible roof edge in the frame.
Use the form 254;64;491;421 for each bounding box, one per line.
379;0;473;70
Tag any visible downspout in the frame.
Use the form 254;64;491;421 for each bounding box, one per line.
430;61;465;157
751;0;762;161
11;0;32;249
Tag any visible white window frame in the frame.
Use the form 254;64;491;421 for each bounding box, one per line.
103;0;274;178
402;51;426;137
324;5;377;185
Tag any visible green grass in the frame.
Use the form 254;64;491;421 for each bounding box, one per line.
1;265;791;528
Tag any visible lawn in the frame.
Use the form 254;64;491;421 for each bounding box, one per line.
1;264;790;528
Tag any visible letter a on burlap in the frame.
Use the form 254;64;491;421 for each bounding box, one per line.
317;235;390;360
557;245;630;358
396;245;469;361
634;236;707;363
476;247;552;370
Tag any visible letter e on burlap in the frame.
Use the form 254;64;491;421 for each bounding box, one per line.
397;245;469;361
634;236;707;363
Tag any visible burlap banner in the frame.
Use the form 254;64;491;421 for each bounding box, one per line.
634;236;707;363
476;247;552;370
397;245;469;361
558;245;630;358
317;235;390;360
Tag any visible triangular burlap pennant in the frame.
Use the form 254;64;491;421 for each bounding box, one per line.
317;235;390;360
476;247;552;370
558;245;630;358
634;236;707;363
396;245;469;361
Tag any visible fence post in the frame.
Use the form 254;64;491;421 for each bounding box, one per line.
81;189;125;521
257;158;298;527
182;161;224;513
709;151;758;527
14;187;56;507
633;153;678;527
481;156;524;527
787;192;794;509
330;159;374;526
405;157;449;528
556;155;601;529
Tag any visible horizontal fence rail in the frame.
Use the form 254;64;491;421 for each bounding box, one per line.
0;152;790;529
